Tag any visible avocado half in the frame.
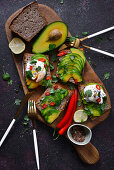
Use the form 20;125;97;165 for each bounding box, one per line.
32;21;68;53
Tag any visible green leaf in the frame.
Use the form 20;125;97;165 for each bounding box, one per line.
36;66;41;72
23;121;29;125
98;37;103;43
30;60;37;64
50;88;55;94
103;72;110;80
70;55;75;61
75;35;79;38
52;75;58;83
82;32;88;36
69;36;76;42
85;90;92;97
24;115;29;121
60;89;67;94
100;103;106;111
50;63;54;70
47;79;52;87
2;72;10;81
77;100;81;107
49;44;56;51
26;71;33;79
8;80;13;86
14;99;21;105
60;0;64;4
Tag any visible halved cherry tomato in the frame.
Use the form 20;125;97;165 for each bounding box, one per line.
97;98;101;103
38;58;46;62
54;85;58;90
44;64;47;67
57;51;67;57
96;85;100;90
30;66;32;70
46;76;51;80
45;92;50;96
50;102;55;106
42;103;47;109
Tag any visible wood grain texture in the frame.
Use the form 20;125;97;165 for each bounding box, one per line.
5;3;111;165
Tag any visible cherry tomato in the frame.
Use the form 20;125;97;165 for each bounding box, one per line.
42;103;47;109
46;76;51;80
45;92;50;96
38;58;46;62
57;51;67;57
44;64;47;67
50;102;55;106
97;98;101;103
96;85;100;90
54;85;58;90
30;66;32;70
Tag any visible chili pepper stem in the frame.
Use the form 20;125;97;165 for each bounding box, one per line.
53;128;58;137
53;133;60;141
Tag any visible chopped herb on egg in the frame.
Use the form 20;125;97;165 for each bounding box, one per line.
26;70;33;79
36;66;41;72
85;90;92;97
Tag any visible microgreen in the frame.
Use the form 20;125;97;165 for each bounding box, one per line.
52;75;58;83
85;90;92;97
8;80;13;86
26;70;33;79
50;63;54;70
60;0;64;4
2;72;10;81
75;35;79;38
14;99;21;105
103;72;110;80
24;115;29;121
82;32;88;36
50;88;55;94
100;103;106;111
36;66;41;72
69;36;76;42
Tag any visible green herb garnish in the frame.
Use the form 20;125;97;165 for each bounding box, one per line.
50;88;55;94
23;121;29;125
77;100;81;107
70;55;75;61
82;32;88;36
24;115;29;121
14;99;21;105
75;35;79;38
103;72;110;80
69;36;76;42
8;80;13;86
50;63;54;70
100;103;106;111
60;0;64;4
52;75;58;83
30;60;37;64
2;72;10;81
26;71;33;79
85;90;92;97
98;37;103;43
36;66;41;72
49;44;56;51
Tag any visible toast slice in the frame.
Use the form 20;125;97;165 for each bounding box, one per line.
23;53;51;89
9;1;47;42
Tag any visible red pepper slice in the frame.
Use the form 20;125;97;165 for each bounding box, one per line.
44;64;47;67
45;92;50;96
30;66;32;70
59;89;77;135
38;58;46;62
42;103;47;109
57;51;67;57
97;98;101;103
57;93;75;129
75;79;77;84
46;76;51;80
96;85;100;90
50;102;55;106
54;85;58;90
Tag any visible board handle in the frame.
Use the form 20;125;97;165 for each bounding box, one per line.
72;142;99;164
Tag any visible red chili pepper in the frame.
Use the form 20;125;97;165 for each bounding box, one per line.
46;76;51;80
57;93;75;129
59;89;77;135
57;51;67;57
30;66;32;70
38;58;46;62
96;85;100;90
75;79;77;84
50;102;55;106
44;64;47;68
42;103;47;109
45;92;50;96
54;85;58;90
97;98;101;103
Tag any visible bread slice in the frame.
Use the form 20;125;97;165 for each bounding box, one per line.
9;1;47;42
36;85;72;112
23;53;51;85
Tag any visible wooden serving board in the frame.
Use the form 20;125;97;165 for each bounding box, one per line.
5;3;111;165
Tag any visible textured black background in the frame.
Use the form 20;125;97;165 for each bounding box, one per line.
0;0;114;170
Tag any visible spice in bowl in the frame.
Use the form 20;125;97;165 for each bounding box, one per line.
70;126;86;142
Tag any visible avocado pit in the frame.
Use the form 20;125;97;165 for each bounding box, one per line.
48;29;62;41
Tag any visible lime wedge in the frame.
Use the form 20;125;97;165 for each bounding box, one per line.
73;110;88;123
9;37;25;54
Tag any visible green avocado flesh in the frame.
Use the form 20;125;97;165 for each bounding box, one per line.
32;21;68;53
40;88;68;124
26;54;49;89
58;51;86;83
81;83;106;117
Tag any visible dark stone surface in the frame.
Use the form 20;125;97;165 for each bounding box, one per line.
0;0;114;170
